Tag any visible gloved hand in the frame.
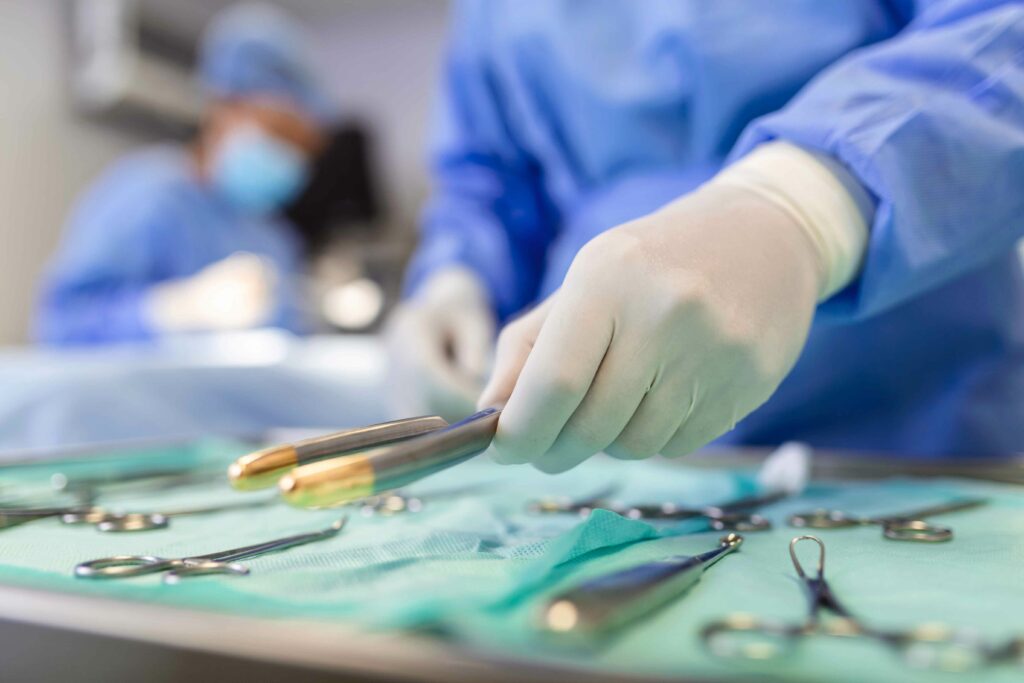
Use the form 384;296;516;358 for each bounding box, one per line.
478;142;870;472
385;266;495;421
144;252;278;333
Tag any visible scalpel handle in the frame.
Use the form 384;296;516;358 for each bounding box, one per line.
538;534;743;641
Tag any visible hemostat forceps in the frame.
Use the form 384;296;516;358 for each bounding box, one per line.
74;518;347;582
530;489;786;532
701;535;1013;671
788;497;986;542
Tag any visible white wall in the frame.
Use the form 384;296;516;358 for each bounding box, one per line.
311;0;449;234
0;1;151;344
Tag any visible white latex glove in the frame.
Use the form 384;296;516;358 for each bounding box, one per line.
385;267;495;421
144;252;277;333
478;142;871;473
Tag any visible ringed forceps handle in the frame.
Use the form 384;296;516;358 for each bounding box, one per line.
788;509;956;542
877;499;984;542
788;498;987;542
74;518;348;580
74;555;183;579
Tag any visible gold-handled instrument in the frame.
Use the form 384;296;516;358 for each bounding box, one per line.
279;408;501;508
228;416;449;490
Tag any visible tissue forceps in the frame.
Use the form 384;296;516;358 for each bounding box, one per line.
229;416;451;490
788;497;986;542
74;517;347;582
530;489;786;532
278;408;501;508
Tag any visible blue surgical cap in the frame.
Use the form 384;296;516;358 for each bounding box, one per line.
198;2;334;124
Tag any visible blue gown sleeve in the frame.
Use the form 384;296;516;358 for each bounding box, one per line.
404;1;559;321
33;174;169;346
731;0;1024;318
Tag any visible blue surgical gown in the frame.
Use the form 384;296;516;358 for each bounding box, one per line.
35;147;308;345
407;0;1024;458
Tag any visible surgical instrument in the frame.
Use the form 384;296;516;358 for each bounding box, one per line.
357;491;424;517
2;496;276;532
540;533;743;642
229;416;449;490
279;408;500;508
0;506;80;529
74;517;347;583
527;485;620;516
530;490;785;532
67;496;278;532
51;466;224;502
701;535;1019;671
356;481;496;517
788;497;986;542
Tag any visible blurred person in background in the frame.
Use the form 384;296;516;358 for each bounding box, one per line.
34;3;331;345
391;0;1024;469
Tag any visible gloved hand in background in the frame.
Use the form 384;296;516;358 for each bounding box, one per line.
478;142;872;473
144;251;278;333
386;266;495;421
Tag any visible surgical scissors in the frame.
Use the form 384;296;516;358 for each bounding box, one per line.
530;489;786;532
701;535;1022;671
74;517;347;583
788;497;986;542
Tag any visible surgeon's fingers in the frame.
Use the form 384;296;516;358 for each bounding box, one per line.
537;335;652;473
490;289;612;466
449;308;495;381
605;370;693;461
477;298;553;411
659;395;735;459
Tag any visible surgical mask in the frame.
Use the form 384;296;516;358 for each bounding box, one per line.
210;124;310;215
